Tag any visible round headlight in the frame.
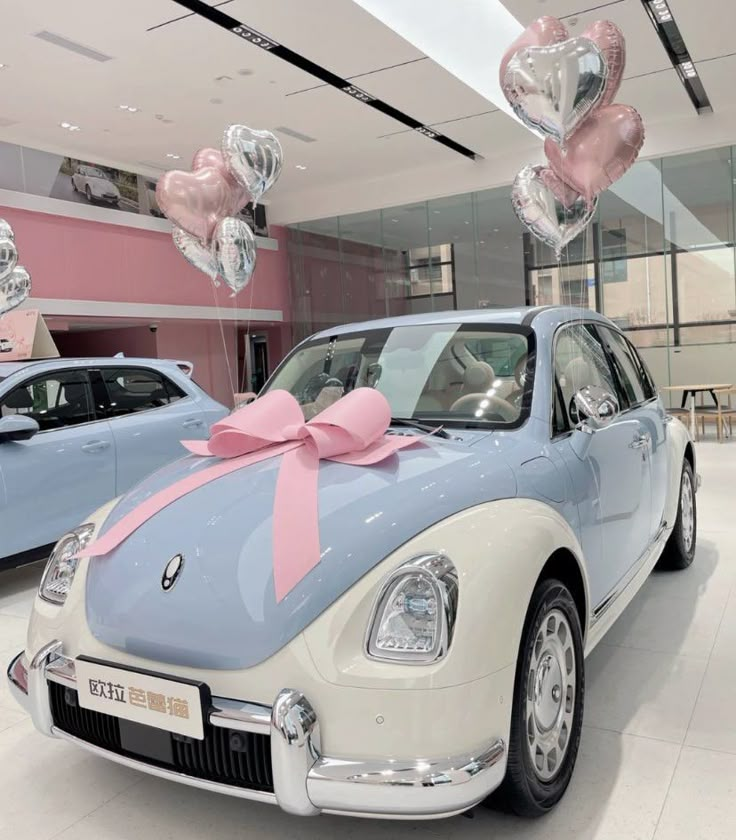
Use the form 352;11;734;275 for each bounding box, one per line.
39;523;96;605
365;553;458;664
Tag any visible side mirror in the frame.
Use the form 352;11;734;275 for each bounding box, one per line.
573;386;619;432
0;414;40;443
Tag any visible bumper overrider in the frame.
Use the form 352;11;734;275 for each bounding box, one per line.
7;642;506;819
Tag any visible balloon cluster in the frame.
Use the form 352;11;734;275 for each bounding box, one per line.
501;17;644;258
156;125;283;295
0;219;31;317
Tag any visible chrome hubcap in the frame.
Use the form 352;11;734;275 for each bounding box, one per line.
681;470;694;554
526;609;576;782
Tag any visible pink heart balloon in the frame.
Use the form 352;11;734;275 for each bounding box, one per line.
538;167;583;210
192;148;250;215
582;20;626;107
499;15;569;86
156;166;233;243
545;104;645;205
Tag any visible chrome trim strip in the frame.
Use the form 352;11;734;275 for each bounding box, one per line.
50;728;278;804
307;739;506;817
591;519;668;625
28;640;63;736
6;651;30;710
210;697;271;735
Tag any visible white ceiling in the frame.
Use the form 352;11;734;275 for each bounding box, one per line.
0;0;734;225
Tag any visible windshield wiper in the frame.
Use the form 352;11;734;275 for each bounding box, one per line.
389;417;451;439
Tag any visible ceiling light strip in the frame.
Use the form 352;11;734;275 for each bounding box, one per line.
640;0;712;114
169;0;478;160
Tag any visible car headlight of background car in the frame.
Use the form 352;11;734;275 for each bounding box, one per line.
39;523;96;605
366;553;458;664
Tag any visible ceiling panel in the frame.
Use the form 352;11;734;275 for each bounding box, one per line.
669;0;736;61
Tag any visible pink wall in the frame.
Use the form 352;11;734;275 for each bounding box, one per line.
0;206;290;317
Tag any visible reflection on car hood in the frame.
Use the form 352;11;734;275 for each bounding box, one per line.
87;177;119;193
85;438;517;670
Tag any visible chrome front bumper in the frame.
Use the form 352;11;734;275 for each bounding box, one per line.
7;644;506;819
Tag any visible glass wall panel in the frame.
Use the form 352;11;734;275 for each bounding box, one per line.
286;143;736;409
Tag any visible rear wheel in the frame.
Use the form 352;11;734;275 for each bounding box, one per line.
490;578;584;817
658;460;696;570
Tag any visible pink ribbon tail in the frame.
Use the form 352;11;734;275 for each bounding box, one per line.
272;446;321;603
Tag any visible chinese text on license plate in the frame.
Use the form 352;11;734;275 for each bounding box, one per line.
75;659;205;739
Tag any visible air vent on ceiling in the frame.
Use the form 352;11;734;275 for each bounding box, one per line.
0;117;18;127
274;126;316;143
34;30;113;62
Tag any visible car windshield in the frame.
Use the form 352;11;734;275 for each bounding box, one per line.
87;168;105;177
263;322;534;428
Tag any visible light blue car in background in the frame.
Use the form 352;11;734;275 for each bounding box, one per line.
0;357;226;569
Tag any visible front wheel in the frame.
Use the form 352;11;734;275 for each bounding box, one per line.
658;459;697;570
490;578;585;817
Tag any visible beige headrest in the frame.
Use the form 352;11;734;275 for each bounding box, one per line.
464;361;495;391
563;357;593;388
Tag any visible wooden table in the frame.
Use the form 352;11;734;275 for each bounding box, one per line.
660;384;732;437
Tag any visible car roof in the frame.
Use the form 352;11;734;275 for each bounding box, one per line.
309;305;612;339
0;357;185;379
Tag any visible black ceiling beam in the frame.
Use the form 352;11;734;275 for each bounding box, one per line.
169;0;479;160
640;0;712;114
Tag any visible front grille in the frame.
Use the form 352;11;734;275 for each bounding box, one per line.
49;682;273;792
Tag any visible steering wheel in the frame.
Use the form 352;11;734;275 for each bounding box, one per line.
301;373;343;402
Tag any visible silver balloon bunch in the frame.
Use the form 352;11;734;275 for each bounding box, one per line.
156;124;283;295
0;218;32;317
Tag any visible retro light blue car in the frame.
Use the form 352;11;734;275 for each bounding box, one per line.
8;308;697;820
0;357;226;568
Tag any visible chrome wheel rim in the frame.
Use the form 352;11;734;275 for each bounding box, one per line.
681;470;695;554
525;608;576;782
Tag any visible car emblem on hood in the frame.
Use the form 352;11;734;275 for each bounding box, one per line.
161;554;184;592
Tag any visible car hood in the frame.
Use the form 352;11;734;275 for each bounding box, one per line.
85;437;517;670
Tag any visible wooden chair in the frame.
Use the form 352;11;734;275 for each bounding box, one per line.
695;388;735;442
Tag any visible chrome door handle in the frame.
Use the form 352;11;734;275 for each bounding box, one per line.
630;433;651;450
664;414;675;424
182;418;204;429
82;440;111;453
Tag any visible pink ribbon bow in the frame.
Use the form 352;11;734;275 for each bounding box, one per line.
79;388;424;602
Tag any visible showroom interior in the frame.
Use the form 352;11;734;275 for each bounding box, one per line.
1;0;736;838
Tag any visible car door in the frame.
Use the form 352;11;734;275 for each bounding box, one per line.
93;365;210;494
598;326;668;541
551;322;652;610
0;368;115;558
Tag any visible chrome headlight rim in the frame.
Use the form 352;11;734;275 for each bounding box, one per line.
38;523;96;605
365;552;459;665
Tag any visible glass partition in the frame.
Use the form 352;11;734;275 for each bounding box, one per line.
288;145;736;406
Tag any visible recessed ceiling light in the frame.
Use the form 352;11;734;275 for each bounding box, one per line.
295;164;307;170
391;218;399;223
0;64;8;70
59;121;81;131
119;104;140;112
433;210;440;214
464;220;470;225
166;153;181;159
493;228;499;233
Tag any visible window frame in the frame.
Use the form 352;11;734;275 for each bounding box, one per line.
0;368;98;433
93;365;189;420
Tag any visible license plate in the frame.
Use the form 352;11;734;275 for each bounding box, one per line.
75;658;206;740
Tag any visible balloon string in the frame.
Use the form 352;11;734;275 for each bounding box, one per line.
241;245;258;394
210;280;236;405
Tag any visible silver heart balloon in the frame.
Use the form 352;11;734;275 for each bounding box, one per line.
212;216;257;295
221;125;283;205
0;218;14;240
172;226;220;286
0;264;31;316
503;37;607;143
511;165;597;260
0;236;18;282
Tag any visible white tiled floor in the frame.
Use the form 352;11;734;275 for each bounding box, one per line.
1;442;735;840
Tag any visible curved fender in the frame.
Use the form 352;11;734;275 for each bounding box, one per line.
303;498;589;691
663;417;694;531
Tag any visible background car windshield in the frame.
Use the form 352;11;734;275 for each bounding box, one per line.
264;323;531;426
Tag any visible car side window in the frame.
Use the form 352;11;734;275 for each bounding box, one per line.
553;323;617;432
624;336;657;399
0;370;95;431
100;367;186;417
598;327;646;409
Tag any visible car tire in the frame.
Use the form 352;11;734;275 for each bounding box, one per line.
85;186;93;202
657;459;696;571
72;179;77;191
489;578;585;817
